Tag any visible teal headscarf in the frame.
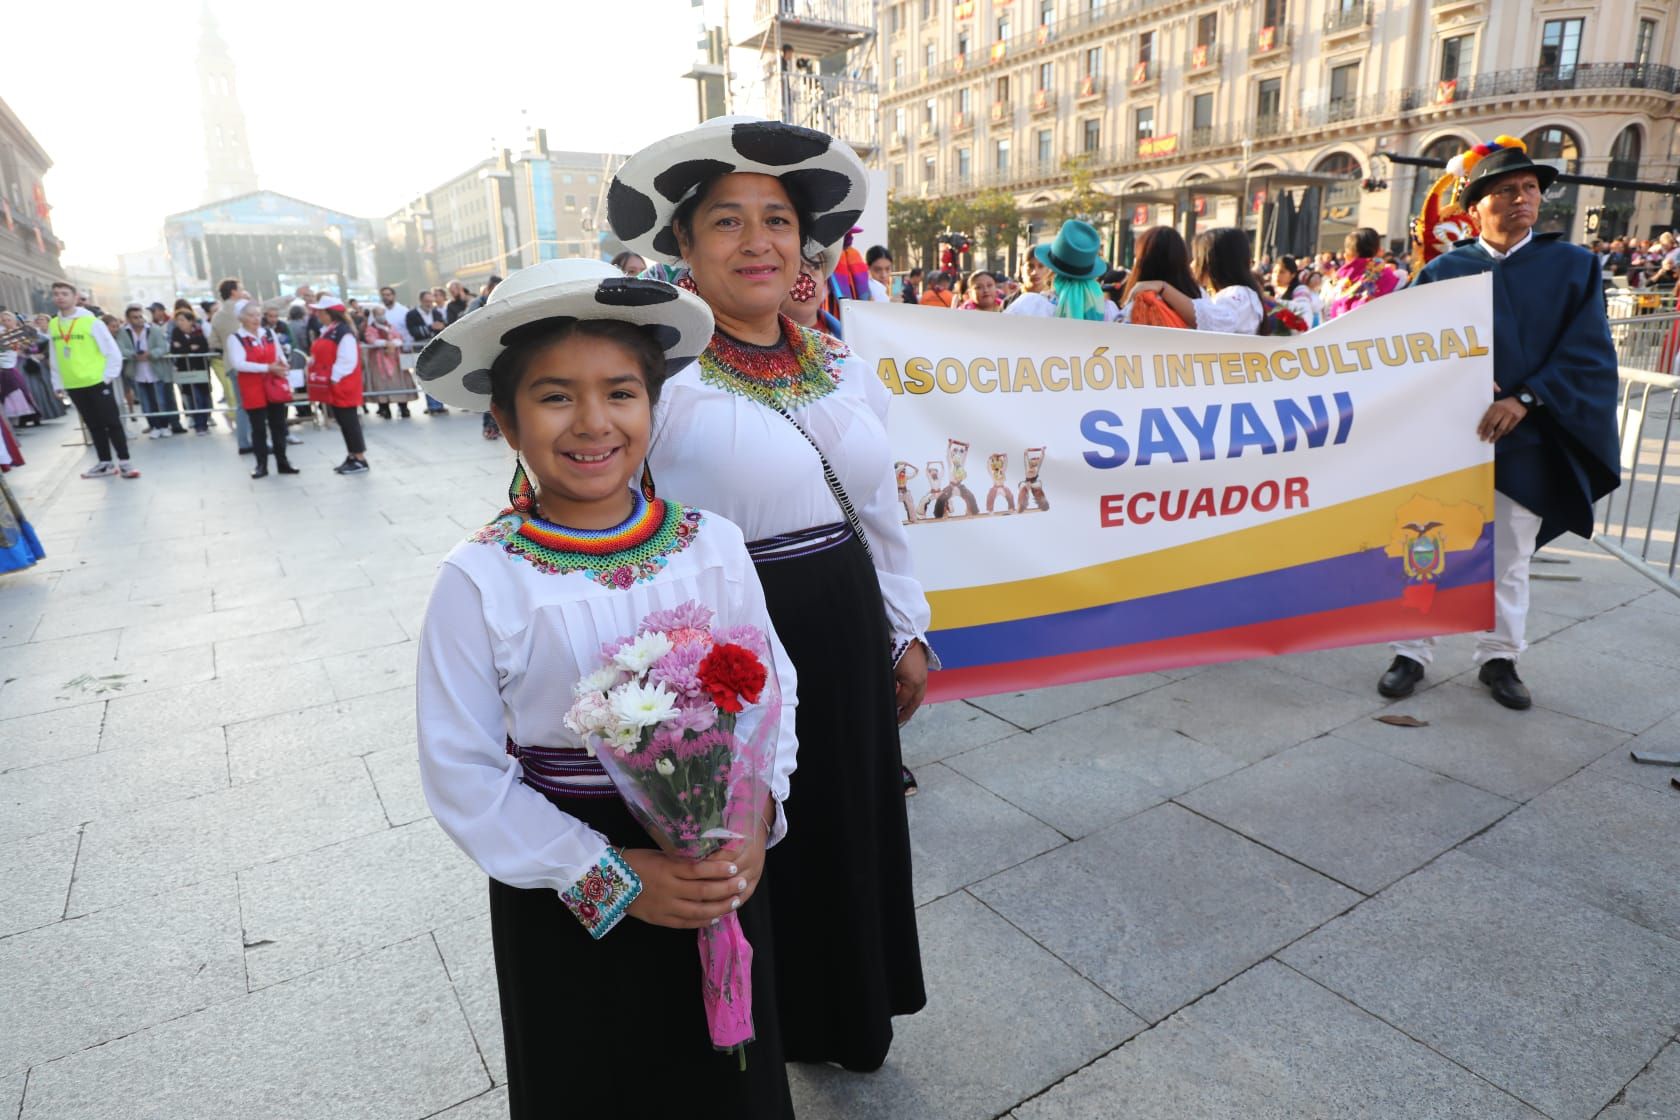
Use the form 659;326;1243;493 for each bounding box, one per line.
1051;273;1106;321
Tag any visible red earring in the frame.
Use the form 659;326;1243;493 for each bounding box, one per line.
509;460;535;513
676;273;699;295
790;271;818;302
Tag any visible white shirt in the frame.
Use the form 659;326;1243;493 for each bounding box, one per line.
330;330;359;381
1478;229;1534;262
1002;290;1122;322
416;511;799;898
649;344;935;662
868;277;891;302
1192;286;1264;335
224;328;281;374
47;307;123;384
382;301;412;345
123;324;157;383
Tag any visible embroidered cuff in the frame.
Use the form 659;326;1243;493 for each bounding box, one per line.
560;848;642;939
891;635;942;671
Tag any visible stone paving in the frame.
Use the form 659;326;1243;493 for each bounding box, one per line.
2;410;1678;1120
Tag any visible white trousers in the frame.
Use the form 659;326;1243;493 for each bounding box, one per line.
1393;492;1543;666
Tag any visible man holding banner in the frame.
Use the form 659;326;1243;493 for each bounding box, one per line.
1378;136;1620;710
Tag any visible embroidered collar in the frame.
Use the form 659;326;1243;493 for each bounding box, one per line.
473;489;703;588
697;314;847;410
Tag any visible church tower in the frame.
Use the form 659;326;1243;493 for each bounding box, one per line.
198;4;259;203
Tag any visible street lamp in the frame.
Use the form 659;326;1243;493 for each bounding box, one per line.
1241;137;1253;237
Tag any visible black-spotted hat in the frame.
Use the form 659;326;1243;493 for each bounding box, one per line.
412;259;712;411
607;115;869;265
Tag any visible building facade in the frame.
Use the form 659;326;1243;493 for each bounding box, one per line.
163;191;379;304
382;131;627;300
0;97;66;314
879;0;1679;264
198;8;260;204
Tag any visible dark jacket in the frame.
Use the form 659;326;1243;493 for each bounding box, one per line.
1412;233;1621;545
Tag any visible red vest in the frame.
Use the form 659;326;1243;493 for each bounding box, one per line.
234;332;284;410
307;324;363;408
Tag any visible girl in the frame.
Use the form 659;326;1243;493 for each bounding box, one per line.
1323;226;1403;320
1128;226;1267;334
414;258;798;1118
224;301;298;478
1119;226;1203;327
306;295;369;475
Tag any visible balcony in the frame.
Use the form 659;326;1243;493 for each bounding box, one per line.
1184;42;1223;75
1404;62;1680;108
1129;58;1159;87
738;0;874;54
1248;25;1293;60
1076;74;1106;101
952;110;975;134
990;99;1013;123
1323;1;1370;39
772;73;880;153
953;0;975;19
1031;88;1056;114
919;118;939;141
888;129;907;150
989;39;1009;63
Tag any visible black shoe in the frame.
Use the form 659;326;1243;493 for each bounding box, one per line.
1378;655;1425;698
276;461;300;475
251;465;268;479
901;765;918;797
398;404;411;418
376;405;392;419
332;457;354;474
1477;658;1532;710
237;446;254;455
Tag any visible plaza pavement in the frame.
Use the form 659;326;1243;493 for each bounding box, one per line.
1;408;1678;1120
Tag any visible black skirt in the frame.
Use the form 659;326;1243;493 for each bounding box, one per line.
756;531;927;1071
489;792;794;1119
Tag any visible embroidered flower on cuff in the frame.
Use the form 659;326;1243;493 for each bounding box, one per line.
560;848;642;939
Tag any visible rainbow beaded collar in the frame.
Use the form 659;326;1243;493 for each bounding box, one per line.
473;490;703;588
697;315;847;411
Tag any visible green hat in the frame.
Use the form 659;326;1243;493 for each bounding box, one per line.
1033;219;1107;281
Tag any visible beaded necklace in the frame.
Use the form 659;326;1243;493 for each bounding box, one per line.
473;489;704;589
697;314;847;411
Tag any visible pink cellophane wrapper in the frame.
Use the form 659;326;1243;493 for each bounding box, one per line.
592;648;782;1061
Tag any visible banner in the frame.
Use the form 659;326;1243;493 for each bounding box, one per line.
846;275;1497;702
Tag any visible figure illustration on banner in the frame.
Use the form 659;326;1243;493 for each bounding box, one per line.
932;439;979;518
900;443;1050;524
894;460;919;523
985;453;1014;513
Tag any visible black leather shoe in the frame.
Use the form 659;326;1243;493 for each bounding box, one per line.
1478;658;1532;710
1378;655;1425;698
250;465;268;479
276;461;300;475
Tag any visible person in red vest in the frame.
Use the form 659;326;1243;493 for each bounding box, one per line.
307;295;369;475
225;301;298;479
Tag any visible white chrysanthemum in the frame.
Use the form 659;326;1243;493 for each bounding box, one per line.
574;667;624;697
607;724;642;753
562;692;616;738
610;680;681;731
655;758;675;777
613;631;674;675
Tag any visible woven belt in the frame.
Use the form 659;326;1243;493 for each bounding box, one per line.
506;738;616;799
746;521;852;563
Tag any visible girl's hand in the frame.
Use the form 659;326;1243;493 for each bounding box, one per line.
622;847;755;930
894;641;929;726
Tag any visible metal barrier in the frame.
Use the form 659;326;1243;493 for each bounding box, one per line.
1596;360;1680;593
1607;311;1680;378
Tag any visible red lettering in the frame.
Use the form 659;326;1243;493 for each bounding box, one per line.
1128;492;1155;525
1160;490;1186;520
1252;480;1280;512
1188;487;1216;518
1285;476;1310;509
1219;485;1249;515
1100;493;1126;527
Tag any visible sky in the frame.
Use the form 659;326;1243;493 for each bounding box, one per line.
7;0;716;268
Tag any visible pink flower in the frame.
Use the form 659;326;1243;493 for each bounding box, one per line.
713;625;768;660
611;567;636;590
641;601;714;634
648;642;705;701
668;702;717;735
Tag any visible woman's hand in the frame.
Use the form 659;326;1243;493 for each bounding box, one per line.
1130;280;1165;296
894;641;929;726
623;847;754;930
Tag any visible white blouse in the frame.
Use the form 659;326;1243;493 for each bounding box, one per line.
648;345;935;663
1003;290;1122;322
416;510;799;901
1191;286;1264;335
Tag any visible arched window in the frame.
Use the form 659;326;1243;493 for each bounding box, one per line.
1312;152;1364;255
1601;125;1642;238
1521;125;1581;236
1408;135;1471;220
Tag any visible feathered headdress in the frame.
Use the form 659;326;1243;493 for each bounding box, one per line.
1444;135;1527;209
1408;135;1527;276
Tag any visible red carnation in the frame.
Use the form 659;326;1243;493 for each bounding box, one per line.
697;642;767;714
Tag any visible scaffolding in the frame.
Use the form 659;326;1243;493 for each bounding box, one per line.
732;0;879;155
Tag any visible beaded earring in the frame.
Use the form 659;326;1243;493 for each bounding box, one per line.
508;459;536;513
790;270;818;303
676;274;700;295
640;460;657;501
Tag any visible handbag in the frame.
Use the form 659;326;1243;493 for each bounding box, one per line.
769;403;875;563
264;372;294;404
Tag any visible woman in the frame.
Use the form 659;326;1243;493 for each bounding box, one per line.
0;312;38;428
363;306;415;419
611;249;648;277
1129;227;1266;334
19;315;65;424
606;116;932;1072
957;270;1003;311
307;295;370;474
1005;219;1119;322
415;259;797;1117
168;310;214;433
1323;226;1403;320
225;301;299;478
1118;227;1202;328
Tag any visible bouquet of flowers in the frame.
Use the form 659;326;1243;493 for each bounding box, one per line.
563;600;780;1066
1260;295;1311;337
